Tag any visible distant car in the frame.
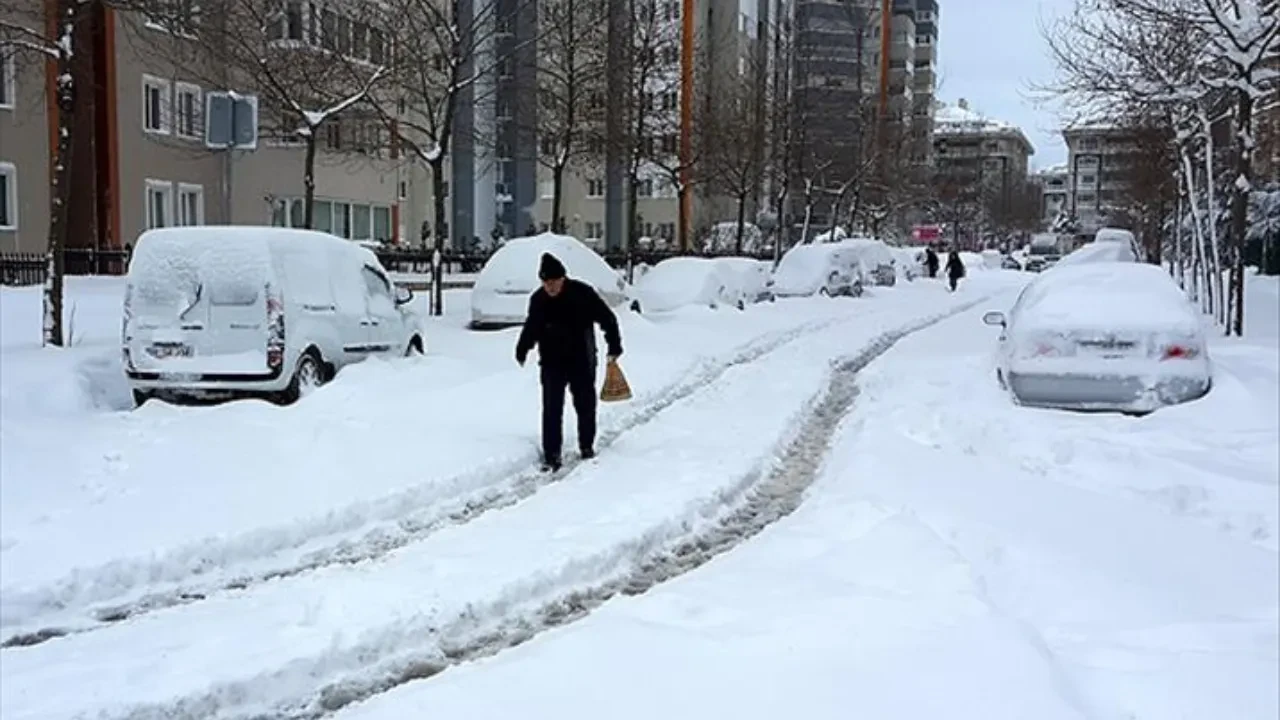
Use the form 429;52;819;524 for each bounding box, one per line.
838;238;898;286
983;263;1211;413
1054;237;1140;267
1091;227;1144;262
713;257;776;303
123;227;424;406
1001;255;1023;271
768;243;864;298
1025;257;1048;273
636;257;747;312
470;233;632;328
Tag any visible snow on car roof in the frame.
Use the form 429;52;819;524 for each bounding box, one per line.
474;232;625;295
1019;263;1199;333
1055;241;1138;267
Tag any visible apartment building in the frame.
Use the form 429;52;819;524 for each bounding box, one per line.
531;0;779;250
1;1;412;255
1062;123;1137;235
1034;164;1069;229
933;99;1034;215
909;0;937;163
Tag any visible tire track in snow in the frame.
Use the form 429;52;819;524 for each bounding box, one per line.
100;296;991;720
2;315;844;650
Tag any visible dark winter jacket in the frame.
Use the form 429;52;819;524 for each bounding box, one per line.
946;252;966;279
925;248;940;270
516;279;623;371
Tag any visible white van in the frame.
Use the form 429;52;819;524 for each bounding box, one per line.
123;226;424;406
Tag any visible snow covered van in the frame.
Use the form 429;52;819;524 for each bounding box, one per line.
123;227;424;406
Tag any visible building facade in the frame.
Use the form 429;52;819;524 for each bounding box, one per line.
1;1;413;254
932;99;1034;239
1034;164;1069;229
1062;123;1137;235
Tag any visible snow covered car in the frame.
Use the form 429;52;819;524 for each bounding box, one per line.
123;227;424;406
837;238;898;287
1000;254;1023;270
1088;226;1144;262
636;257;747;312
470;232;632;328
890;247;923;281
983;263;1211;413
713;256;776;302
768;243;863;298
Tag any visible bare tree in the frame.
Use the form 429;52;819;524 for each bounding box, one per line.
128;0;389;229
1;0;89;347
701;48;767;253
373;0;535;314
534;0;607;232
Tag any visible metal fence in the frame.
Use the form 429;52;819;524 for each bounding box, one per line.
0;245;781;287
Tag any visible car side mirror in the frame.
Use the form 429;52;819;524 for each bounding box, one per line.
982;311;1006;327
394;285;414;305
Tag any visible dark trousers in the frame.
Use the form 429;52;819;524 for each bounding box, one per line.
540;363;597;462
948;275;960;291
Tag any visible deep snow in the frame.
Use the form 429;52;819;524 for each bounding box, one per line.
326;282;1279;720
0;273;1022;720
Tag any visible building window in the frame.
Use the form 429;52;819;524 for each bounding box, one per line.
145;179;174;229
636;179;653;197
664;1;678;21
1080;174;1096;186
177;183;204;225
268;0;305;41
174;82;202;139
145;0;202;35
0;53;14;110
143;75;171;134
0;163;16;230
585;221;604;238
398;180;407;200
587;178;604;198
373;206;391;241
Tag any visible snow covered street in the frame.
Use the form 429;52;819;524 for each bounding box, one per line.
328;285;1279;720
0;271;1275;720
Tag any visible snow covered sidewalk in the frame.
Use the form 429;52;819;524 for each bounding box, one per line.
0;279;1014;720
326;296;1279;720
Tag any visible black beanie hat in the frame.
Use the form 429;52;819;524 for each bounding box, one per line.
539;252;567;280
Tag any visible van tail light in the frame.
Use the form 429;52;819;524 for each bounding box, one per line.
1161;344;1200;360
266;283;285;369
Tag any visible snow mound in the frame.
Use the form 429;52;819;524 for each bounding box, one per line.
1024;263;1198;334
473;233;628;300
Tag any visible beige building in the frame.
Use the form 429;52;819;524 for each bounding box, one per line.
1034;164;1069;229
932;99;1035;229
0;2;421;255
1062;123;1137;235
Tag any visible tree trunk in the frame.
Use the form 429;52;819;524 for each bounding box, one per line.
1174;177;1185;288
551;162;566;234
44;15;76;348
1181;148;1209;311
799;194;813;245
627;172;639;249
1230;86;1253;336
303;130;318;229
677;183;690;251
429;156;448;316
734;193;747;254
1198;107;1225;326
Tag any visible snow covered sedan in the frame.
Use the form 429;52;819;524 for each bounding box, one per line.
470;232;632;328
713;256;776;303
635;257;748;312
767;243;864;298
123;227;424;406
983;263;1211;413
1053;238;1141;267
837;237;898;286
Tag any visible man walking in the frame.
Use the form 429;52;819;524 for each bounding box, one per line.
924;246;940;278
516;252;623;472
945;247;966;292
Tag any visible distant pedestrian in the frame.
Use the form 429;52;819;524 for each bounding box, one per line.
516;253;624;472
925;246;940;278
946;248;966;292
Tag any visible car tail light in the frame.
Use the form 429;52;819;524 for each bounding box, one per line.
266;283;285;369
1161;344;1200;360
1023;334;1075;359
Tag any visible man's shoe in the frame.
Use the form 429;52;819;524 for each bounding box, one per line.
580;447;596;460
540;458;562;473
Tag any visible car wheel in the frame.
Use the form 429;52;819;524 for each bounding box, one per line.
132;389;152;408
278;350;325;405
630;299;642;314
995;368;1007;390
818;287;831;297
736;299;746;311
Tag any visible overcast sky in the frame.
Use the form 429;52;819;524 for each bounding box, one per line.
936;0;1073;169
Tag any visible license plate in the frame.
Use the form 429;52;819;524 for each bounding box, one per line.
148;344;193;359
1078;339;1138;358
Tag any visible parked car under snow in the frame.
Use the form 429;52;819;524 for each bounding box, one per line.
837;238;898;287
983;263;1211;413
470;233;632;328
635;257;748;312
768;243;863;298
713;257;776;303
